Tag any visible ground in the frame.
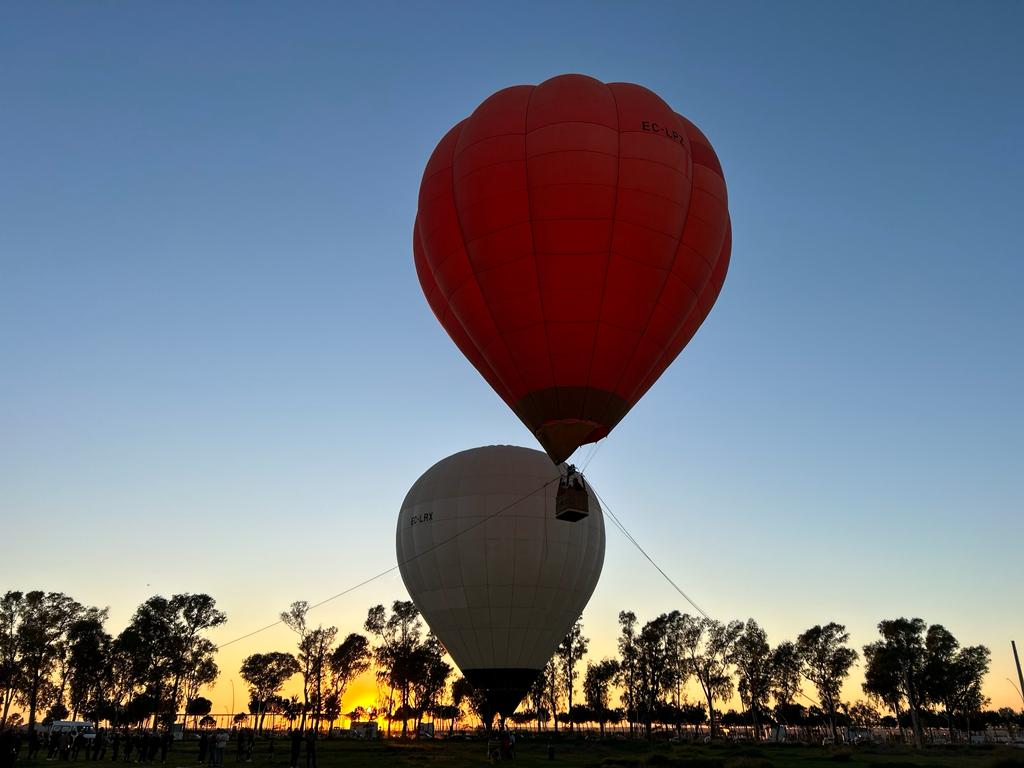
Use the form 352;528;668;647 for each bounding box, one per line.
34;736;1024;768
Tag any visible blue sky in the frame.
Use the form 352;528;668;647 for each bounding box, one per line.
2;1;1022;710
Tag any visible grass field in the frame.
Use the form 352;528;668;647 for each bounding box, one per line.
34;737;1024;768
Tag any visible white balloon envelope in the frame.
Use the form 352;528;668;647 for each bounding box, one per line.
396;445;606;719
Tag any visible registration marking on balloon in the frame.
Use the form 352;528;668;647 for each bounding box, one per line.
409;511;433;526
640;119;688;147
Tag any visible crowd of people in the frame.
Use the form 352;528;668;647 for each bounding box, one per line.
0;727;178;768
2;724;332;768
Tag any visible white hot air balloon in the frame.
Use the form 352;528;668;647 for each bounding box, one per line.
396;445;606;722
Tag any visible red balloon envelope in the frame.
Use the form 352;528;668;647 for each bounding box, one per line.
414;74;731;464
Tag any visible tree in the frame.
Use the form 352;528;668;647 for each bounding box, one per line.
797;622;858;744
679;615;742;740
556;617;589;733
526;670;548;733
168;594;225;715
66;613;112;721
300;626;337;732
186;697;213;730
281;601;337;732
615;611;640;737
240;652;300;733
862;617;927;747
769;641;802;724
541;658;562;734
631;612;677;739
117;596;180;729
922;625;990;741
583;659;619;737
730;619;773;740
15;591;87;732
364;601;423;737
407;635;451;732
848;700;880;728
327;634;370;729
450;677;476;733
0;592;23;725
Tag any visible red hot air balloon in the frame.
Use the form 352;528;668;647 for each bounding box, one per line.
414;74;731;464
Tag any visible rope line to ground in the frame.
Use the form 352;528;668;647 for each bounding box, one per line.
215;475;561;651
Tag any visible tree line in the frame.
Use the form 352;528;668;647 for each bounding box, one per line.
1;589;1006;747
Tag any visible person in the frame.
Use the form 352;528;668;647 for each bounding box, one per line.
159;731;171;764
110;731;121;762
508;730;516;759
288;730;300;768
213;730;228;768
266;732;275;764
122;731;133;763
303;731;316;768
1;728;18;768
61;732;73;761
28;728;41;761
94;729;107;761
198;731;209;765
139;730;151;764
500;729;511;760
235;730;245;763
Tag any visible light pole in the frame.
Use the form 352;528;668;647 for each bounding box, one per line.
229;679;235;728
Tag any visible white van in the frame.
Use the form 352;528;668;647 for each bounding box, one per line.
48;721;96;740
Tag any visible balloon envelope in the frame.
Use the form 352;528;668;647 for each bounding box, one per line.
396;445;605;719
414;73;731;463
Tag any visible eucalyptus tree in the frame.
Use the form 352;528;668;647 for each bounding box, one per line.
769;640;802;723
862;617;927;747
327;634;370;728
555;617;589;733
451;677;478;733
240;652;300;732
526;669;549;733
730;619;773;740
632;612;678;738
679;615;743;740
583;659;619;737
282;601;339;732
117;596;181;727
797;622;858;745
407;634;451;731
922;624;990;740
117;593;224;730
1;592;24;725
66;612;112;720
364;600;423;736
166;594;226;722
15;591;87;731
541;658;562;733
615;611;640;736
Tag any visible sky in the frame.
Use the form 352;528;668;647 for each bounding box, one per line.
2;1;1022;716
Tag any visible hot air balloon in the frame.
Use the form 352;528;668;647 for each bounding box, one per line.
396;445;605;724
414;73;731;464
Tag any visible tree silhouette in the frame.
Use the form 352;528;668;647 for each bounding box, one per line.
556;617;588;733
797;622;858;744
240;652;299;733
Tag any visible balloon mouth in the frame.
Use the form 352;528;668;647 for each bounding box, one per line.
462;667;543;724
535;420;607;465
512;386;629;464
